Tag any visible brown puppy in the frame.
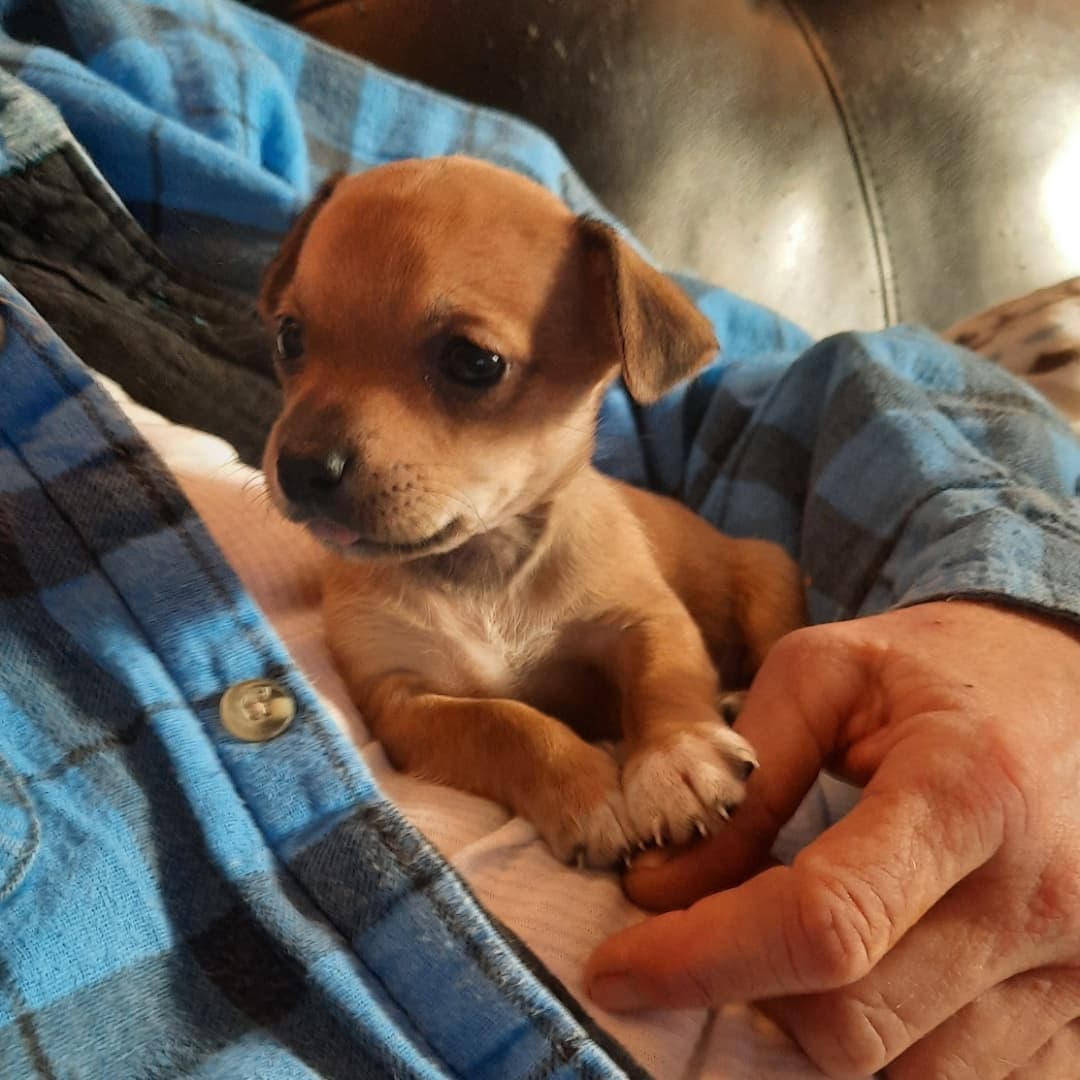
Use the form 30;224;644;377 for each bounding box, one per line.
260;157;805;867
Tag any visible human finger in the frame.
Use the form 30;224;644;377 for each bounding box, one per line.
886;967;1080;1080
591;731;1004;1010
625;628;869;910
1007;1017;1080;1080
765;881;1070;1078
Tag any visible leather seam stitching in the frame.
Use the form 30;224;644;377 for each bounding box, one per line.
781;0;899;325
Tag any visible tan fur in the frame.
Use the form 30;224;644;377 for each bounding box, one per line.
261;156;805;866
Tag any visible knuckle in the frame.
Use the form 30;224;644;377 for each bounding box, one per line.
787;863;889;988
761;623;866;739
804;1004;900;1078
1025;864;1080;943
789;986;921;1079
955;720;1061;854
909;745;1010;862
907;1049;980;1080
766;623;840;672
977;726;1037;814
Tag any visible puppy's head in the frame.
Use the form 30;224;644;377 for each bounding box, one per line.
260;156;717;561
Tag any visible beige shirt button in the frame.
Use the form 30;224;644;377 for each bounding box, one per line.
219;679;296;742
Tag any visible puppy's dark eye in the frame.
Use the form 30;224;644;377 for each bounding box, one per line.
275;317;304;369
440;338;506;389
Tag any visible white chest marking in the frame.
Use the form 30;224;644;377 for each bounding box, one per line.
423;592;562;696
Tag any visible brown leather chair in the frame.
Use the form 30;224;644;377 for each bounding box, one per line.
251;1;1080;338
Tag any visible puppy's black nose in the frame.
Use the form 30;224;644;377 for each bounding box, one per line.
276;449;351;505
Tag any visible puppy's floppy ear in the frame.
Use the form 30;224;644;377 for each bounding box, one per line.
578;217;718;403
258;173;343;321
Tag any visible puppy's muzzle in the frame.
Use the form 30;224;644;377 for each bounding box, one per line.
270;443;466;556
276;448;352;508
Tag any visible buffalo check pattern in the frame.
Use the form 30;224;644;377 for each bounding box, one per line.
1;1;1080;1077
0;280;647;1078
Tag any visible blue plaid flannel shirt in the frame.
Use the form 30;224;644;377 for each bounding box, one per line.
1;2;1079;1077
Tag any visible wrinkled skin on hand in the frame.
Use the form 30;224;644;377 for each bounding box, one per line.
586;602;1080;1079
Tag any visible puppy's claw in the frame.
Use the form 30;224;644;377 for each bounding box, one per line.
716;802;732;822
574;846;587;869
735;756;758;780
695;819;709;838
653;826;665;848
717;691;746;726
622;850;633;869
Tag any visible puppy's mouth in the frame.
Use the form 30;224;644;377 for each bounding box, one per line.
304;515;465;558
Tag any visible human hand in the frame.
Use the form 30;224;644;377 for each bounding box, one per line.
586;601;1080;1078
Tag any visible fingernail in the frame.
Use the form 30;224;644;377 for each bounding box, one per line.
631;847;673;870
588;973;648;1012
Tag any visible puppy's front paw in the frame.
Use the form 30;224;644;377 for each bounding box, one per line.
528;746;635;868
622;718;758;847
717;690;746;726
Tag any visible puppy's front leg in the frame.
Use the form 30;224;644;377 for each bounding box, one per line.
364;675;635;867
611;599;759;846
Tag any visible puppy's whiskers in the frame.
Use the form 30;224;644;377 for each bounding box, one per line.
416;480;490;531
